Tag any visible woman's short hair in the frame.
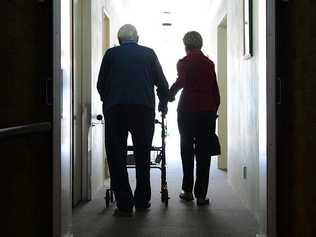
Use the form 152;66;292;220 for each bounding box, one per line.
183;31;203;50
118;24;139;43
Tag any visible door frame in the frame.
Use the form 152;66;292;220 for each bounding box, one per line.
81;0;92;201
53;0;73;236
102;8;111;53
53;0;62;235
72;0;84;207
217;15;228;170
53;0;277;235
266;0;277;236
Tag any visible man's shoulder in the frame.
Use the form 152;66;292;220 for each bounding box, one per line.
103;46;117;57
137;45;155;54
105;45;136;57
107;44;157;59
106;45;121;54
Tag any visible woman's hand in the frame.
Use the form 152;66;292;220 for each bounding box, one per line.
158;102;168;115
168;94;175;102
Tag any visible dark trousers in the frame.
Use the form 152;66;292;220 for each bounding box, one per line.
177;111;217;199
104;105;155;210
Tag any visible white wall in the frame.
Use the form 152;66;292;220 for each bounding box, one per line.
204;0;267;233
54;0;73;235
227;0;260;220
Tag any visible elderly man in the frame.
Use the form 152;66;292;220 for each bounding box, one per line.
97;24;169;216
169;31;220;206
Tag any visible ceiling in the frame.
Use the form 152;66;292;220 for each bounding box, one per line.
111;0;214;79
120;0;214;40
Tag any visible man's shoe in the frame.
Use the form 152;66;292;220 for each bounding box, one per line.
179;191;194;201
196;198;210;206
113;208;133;217
135;202;151;212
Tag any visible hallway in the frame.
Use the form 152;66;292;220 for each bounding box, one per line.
68;0;267;235
6;0;316;236
73;135;258;237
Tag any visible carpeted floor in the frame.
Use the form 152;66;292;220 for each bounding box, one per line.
73;135;258;237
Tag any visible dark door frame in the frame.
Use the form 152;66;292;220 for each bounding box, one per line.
267;0;277;236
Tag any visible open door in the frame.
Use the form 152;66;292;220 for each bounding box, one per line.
100;8;110;180
5;1;53;236
79;5;111;202
89;8;111;197
217;15;228;170
53;0;73;236
102;9;110;53
72;0;83;207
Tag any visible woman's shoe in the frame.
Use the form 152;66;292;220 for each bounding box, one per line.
179;191;194;201
196;198;210;206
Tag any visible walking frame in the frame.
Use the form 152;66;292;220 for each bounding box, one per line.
104;113;170;208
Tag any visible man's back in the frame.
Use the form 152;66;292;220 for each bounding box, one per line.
97;42;168;113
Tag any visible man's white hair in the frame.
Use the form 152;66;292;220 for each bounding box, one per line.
117;24;138;43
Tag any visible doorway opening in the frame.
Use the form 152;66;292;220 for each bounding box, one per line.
217;15;228;171
54;0;276;236
72;4;112;208
102;9;110;54
71;2;259;237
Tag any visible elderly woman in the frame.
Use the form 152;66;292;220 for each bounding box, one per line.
169;31;220;206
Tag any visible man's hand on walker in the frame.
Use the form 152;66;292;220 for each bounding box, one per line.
168;94;175;102
158;102;168;116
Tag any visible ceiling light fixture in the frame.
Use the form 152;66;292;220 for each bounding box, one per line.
162;23;172;26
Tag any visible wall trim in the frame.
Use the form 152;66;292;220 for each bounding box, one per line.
53;0;62;235
266;0;277;236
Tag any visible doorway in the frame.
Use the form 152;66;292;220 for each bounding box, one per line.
72;0;83;207
53;0;277;236
217;15;228;170
71;2;112;208
102;9;110;54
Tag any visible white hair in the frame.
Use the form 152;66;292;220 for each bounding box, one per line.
117;24;139;43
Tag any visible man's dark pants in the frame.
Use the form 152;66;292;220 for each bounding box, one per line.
177;111;217;199
104;104;155;211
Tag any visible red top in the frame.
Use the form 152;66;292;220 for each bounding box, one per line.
169;50;220;112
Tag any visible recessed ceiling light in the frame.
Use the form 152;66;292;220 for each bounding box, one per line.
162;23;172;26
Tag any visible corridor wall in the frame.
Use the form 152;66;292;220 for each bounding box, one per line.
203;0;267;234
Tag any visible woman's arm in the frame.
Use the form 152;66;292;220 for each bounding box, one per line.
168;60;186;102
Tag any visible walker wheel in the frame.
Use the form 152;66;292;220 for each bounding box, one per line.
161;189;169;208
105;190;110;208
110;190;114;202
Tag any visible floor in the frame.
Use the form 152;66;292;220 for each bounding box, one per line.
73;134;258;237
